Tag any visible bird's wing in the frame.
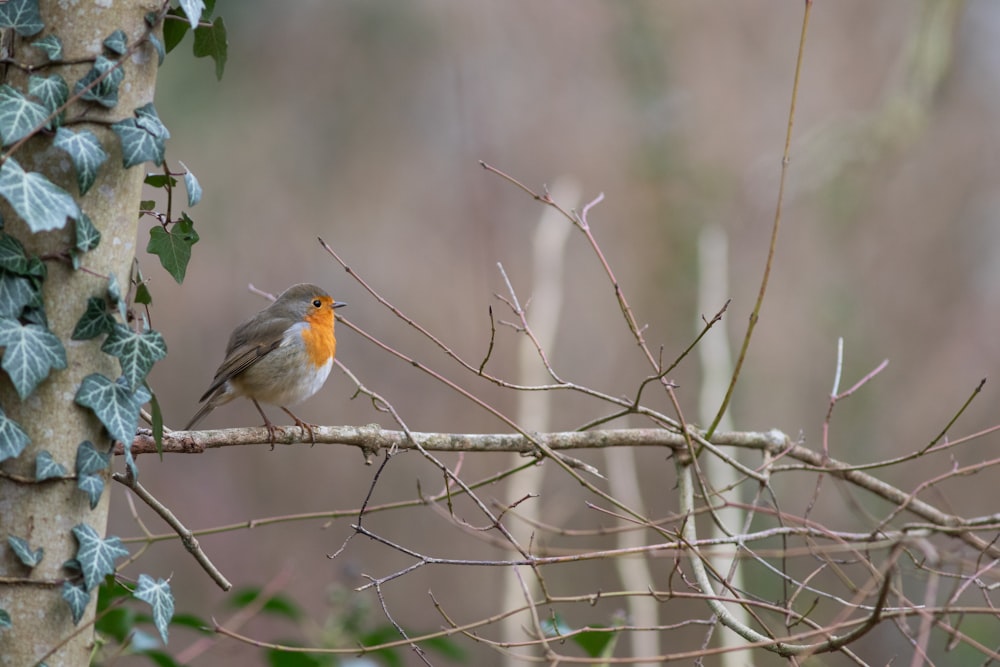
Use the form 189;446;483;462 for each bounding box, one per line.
197;314;293;402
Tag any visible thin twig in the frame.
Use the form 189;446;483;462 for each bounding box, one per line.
112;472;232;591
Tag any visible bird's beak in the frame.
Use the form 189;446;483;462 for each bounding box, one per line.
333;301;347;309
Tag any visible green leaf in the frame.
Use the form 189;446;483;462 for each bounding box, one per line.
0;234;29;274
169;613;212;633
181;163;201;206
0;271;35;317
230;588;302;621
71;524;129;592
24;256;44;279
147;215;198;283
112;103;170;167
135;574;174;644
0;84;50;146
148;32;165;66
106;272;127;321
97;574;132;609
143;174;176;188
149;390;164;458
0;316;67;399
0;406;30;463
0;157;80;232
71;296;114;340
74;213;101;254
62;582;90;624
0;0;43;37
178;0;205;28
35;450;67;480
139;200;156;211
77;473;104;509
31;34;62;61
74;373;149;446
8;535;43;567
27;74;67;126
103;29;128;55
570;626;617;658
135;281;152;305
193;15;227;80
74;55;124;108
0;608;10;629
54;128;108;195
76;440;111;475
101;323;167;391
162;11;189;53
95;605;133;643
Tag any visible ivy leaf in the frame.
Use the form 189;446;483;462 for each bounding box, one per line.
0;157;80;232
77;473;104;509
147;215;198;284
75;55;124;109
112;103;169;167
134;574;174;644
181;162;201;206
31;34;62;61
101;323;167;391
74;213;101;255
27;74;67;126
107;273;127;321
143;174;176;189
0;0;44;37
74;373;149;447
103;30;128;56
149;391;164;458
0;84;50;146
0;234;29;275
135;282;152;306
54;128;108;195
24;256;44;279
76;440;111;476
62;581;90;624
0;271;35;317
8;535;43;567
35;450;67;480
0;316;67;399
193;16;227;80
0;608;10;629
162;9;189;53
0;406;30;464
72;524;129;592
71;296;114;340
148;32;165;66
178;0;205;29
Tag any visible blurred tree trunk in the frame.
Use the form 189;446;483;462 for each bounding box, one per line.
0;2;157;664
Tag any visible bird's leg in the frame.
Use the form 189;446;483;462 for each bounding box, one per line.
280;406;317;446
251;399;281;450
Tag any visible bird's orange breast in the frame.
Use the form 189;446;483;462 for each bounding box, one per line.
301;301;336;367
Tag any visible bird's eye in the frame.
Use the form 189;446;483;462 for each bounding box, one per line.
312;299;322;308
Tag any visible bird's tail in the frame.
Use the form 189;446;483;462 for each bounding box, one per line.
183;387;232;431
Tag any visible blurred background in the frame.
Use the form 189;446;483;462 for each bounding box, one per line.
114;0;1000;663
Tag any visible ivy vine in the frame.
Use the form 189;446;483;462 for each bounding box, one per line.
0;0;226;653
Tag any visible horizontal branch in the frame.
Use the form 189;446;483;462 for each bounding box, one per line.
126;425;999;556
128;425;785;458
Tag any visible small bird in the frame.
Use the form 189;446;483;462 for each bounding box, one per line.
184;283;346;446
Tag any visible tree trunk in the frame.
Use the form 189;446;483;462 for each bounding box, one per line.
0;2;158;664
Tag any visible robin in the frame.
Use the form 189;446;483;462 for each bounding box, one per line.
184;283;346;446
